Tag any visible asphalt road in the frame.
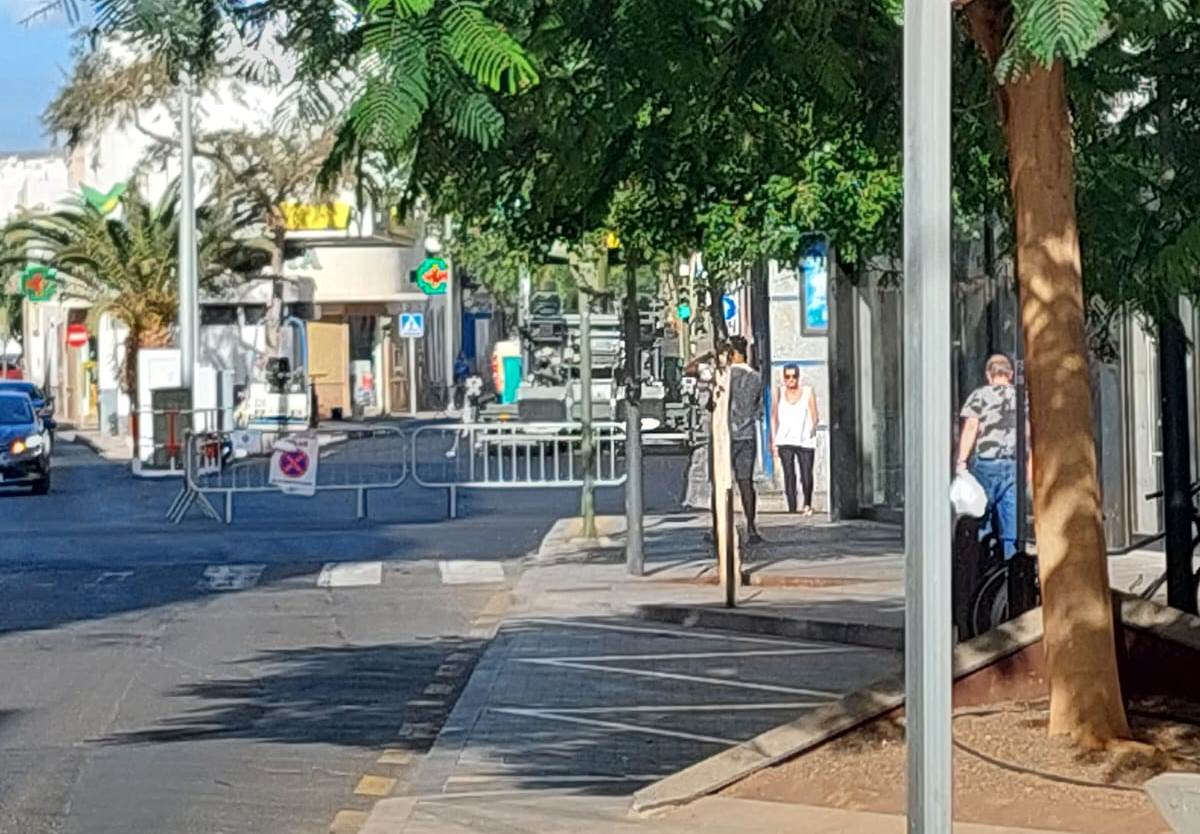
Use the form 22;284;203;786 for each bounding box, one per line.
0;441;689;834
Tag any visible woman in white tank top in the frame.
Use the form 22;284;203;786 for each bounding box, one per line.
771;363;819;514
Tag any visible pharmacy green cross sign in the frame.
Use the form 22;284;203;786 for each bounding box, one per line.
415;258;449;296
20;265;57;302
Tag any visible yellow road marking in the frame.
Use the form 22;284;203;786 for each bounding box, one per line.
377;748;414;765
354;774;398;797
329;809;369;833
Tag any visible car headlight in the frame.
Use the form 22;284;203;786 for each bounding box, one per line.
11;435;41;455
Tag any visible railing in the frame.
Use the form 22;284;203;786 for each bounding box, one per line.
411;421;627;518
134;407;231;475
168;426;408;524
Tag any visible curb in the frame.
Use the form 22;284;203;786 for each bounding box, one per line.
635;603;905;651
62;430;133;464
631;607;1045;815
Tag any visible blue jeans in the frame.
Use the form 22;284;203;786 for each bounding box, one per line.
972;457;1018;559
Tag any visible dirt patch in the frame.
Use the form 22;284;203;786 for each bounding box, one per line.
725;698;1200;834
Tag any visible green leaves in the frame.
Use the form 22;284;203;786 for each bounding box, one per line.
1011;0;1108;65
441;2;539;93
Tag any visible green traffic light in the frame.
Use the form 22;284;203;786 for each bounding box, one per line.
677;302;692;322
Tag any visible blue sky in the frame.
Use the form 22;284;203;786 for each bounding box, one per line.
0;2;78;151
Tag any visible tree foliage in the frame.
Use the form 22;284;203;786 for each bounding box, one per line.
0;184;266;391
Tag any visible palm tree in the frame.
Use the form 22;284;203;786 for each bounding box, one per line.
1;182;266;411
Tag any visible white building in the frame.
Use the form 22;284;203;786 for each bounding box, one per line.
25;52;460;433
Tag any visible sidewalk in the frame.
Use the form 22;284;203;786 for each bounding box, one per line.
364;511;1173;833
58;423;133;461
366;795;1081;834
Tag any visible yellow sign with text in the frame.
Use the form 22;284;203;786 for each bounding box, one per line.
280;202;353;231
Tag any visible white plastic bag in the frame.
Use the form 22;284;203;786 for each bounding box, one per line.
950;471;988;518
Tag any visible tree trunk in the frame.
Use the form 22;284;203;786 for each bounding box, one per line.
711;355;739;606
123;327;141;438
967;2;1130;746
264;228;287;361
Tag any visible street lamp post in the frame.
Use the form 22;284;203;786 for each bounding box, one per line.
903;0;953;831
177;80;199;393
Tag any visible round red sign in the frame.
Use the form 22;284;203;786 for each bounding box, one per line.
66;323;89;348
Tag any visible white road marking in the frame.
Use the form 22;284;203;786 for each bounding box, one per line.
490;707;737;745
87;571;133;587
438;560;505;585
546;648;849;663
516;657;838;697
517;617;827;646
317;561;383;588
521;702;818;714
200;564;265;592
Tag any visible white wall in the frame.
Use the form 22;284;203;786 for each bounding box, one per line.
286;244;428;304
0;153;70;221
767;258;831;504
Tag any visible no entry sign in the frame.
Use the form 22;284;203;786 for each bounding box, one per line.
67;323;89;349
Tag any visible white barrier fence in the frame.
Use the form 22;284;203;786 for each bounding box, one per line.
167;420;628;523
411;421;627;518
168;426;409;523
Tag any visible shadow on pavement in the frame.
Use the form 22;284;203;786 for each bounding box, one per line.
103;638;486;750
93;613;900;798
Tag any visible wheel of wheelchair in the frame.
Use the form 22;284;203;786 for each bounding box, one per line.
969;565;1010;638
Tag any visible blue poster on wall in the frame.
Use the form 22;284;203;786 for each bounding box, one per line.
800;240;829;334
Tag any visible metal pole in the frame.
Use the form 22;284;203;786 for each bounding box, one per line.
444;217;456;410
408;337;418;416
178;80;199;391
623;253;644;575
1159;306;1197;613
903;0;953;830
579;270;596;539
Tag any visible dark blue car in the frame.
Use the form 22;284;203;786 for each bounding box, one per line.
0;381;56;433
0;391;51;494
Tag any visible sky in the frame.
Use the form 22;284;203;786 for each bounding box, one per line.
0;2;78;151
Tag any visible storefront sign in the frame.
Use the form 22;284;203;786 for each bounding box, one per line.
801;240;829;335
415;258;449;295
21;265;57;302
279;202;352;231
82;182;126;215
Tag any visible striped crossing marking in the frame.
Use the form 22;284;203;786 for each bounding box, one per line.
317;561;383;588
438;560;505;585
199;564;265;592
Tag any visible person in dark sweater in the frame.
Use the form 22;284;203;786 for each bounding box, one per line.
727;336;763;543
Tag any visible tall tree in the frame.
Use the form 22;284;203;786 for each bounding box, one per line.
957;0;1189;746
1;184;266;409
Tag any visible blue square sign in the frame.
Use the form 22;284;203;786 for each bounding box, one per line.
399;312;425;338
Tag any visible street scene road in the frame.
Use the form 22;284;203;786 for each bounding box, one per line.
5;1;1200;832
0;438;689;834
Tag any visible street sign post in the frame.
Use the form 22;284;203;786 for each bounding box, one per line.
399;312;425;338
399;312;424;415
268;434;319;496
67;323;89;349
904;0;954;831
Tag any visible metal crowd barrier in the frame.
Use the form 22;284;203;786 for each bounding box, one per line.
411;421;627;518
134;407;229;474
167;425;408;524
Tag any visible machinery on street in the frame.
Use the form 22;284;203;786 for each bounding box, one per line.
479;289;695;443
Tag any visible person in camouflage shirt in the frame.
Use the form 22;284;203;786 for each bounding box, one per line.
956;354;1021;558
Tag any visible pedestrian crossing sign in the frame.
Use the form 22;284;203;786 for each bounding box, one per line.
399;312;425;339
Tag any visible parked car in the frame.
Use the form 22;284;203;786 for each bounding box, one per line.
0;381;55;436
0;391;51;494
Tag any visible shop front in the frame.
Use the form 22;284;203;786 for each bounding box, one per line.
829;228;1183;551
